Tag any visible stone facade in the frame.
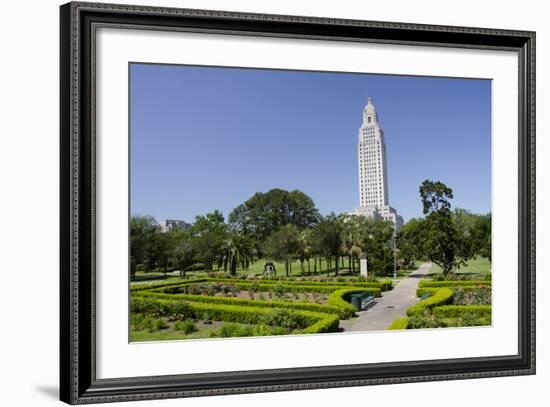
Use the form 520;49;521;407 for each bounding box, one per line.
349;97;403;231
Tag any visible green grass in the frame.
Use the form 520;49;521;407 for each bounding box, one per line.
132;257;395;283
428;257;491;275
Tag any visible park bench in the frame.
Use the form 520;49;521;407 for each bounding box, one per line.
350;291;376;311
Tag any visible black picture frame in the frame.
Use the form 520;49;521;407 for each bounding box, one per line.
60;1;536;404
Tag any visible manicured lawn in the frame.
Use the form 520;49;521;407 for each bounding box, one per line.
427;257;491;275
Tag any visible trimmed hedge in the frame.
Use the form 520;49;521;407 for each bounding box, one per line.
419;280;491;288
149;280;383;296
130;297;340;333
131;279;207;292
223;278;393;292
432;305;492;319
301;313;341;334
407;288;453;316
133;290;349;318
416;285;491;299
327;288;380;317
388;317;409;330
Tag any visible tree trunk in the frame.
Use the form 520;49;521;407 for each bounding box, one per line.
314;256;317;274
307;258;311;274
300;259;304;275
348;255;352;274
335;255;339;276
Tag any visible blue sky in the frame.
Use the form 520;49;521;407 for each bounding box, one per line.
130;63;491;223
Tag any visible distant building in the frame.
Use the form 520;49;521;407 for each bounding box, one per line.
158;219;191;233
349;97;403;230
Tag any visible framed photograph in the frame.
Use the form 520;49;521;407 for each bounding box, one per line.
60;1;535;404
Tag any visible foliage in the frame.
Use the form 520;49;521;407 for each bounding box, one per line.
452;209;492;260
419;179;454;215
131;296;332;331
452;286;492;305
264;224;302;276
406;288;453;316
130;215;160;277
422;210;469;275
170;230;195;278
327;288;370;317
192;210;228;271
311;213;343;276
173;319;197;334
218;230;255;275
387;317;409;330
396;217;425;269
419;280;491;288
228;188;321;256
432;305;492;319
300;313;340;334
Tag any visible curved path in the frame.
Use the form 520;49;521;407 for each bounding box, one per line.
339;262;432;332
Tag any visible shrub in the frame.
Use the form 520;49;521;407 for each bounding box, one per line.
416;285;491;302
388;317;409;330
154;318;168;331
130;314;154;331
174;319;197;334
134;291;346;317
419;280;491;288
407;312;440;329
262;309;305;329
432;305;492;319
218;323;255;337
327;288;380;318
452;287;492;305
407;288;453;316
133;296;341;333
300;313;340;334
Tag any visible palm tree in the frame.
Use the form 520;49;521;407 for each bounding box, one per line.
297;229;314;275
219;231;255;276
340;215;365;275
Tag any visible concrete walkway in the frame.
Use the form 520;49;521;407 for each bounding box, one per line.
339;262;432;332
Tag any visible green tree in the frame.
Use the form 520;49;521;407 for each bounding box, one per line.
311;213;343;276
154;232;176;276
192;210;227;271
171;230;196;278
340;215;366;275
358;218;395;276
129;215;159;280
264;224;301;277
396;217;425;269
297;229;314;275
418;180;469;275
219;230;255;275
469;212;492;260
228;188;320;256
419;179;454;215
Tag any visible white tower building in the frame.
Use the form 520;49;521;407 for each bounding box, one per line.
350;97;403;230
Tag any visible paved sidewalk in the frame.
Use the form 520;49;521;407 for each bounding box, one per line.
339;262;432;332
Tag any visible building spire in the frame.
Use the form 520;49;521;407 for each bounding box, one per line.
363;96;378;126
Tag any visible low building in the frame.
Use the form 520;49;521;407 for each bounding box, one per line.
158;219;191;233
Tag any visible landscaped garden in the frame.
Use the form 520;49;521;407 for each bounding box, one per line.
388;259;492;330
130;276;393;341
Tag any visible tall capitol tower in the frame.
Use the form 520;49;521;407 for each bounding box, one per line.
349;97;403;230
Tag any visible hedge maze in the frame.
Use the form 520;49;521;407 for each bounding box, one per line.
388;279;492;330
130;277;393;340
